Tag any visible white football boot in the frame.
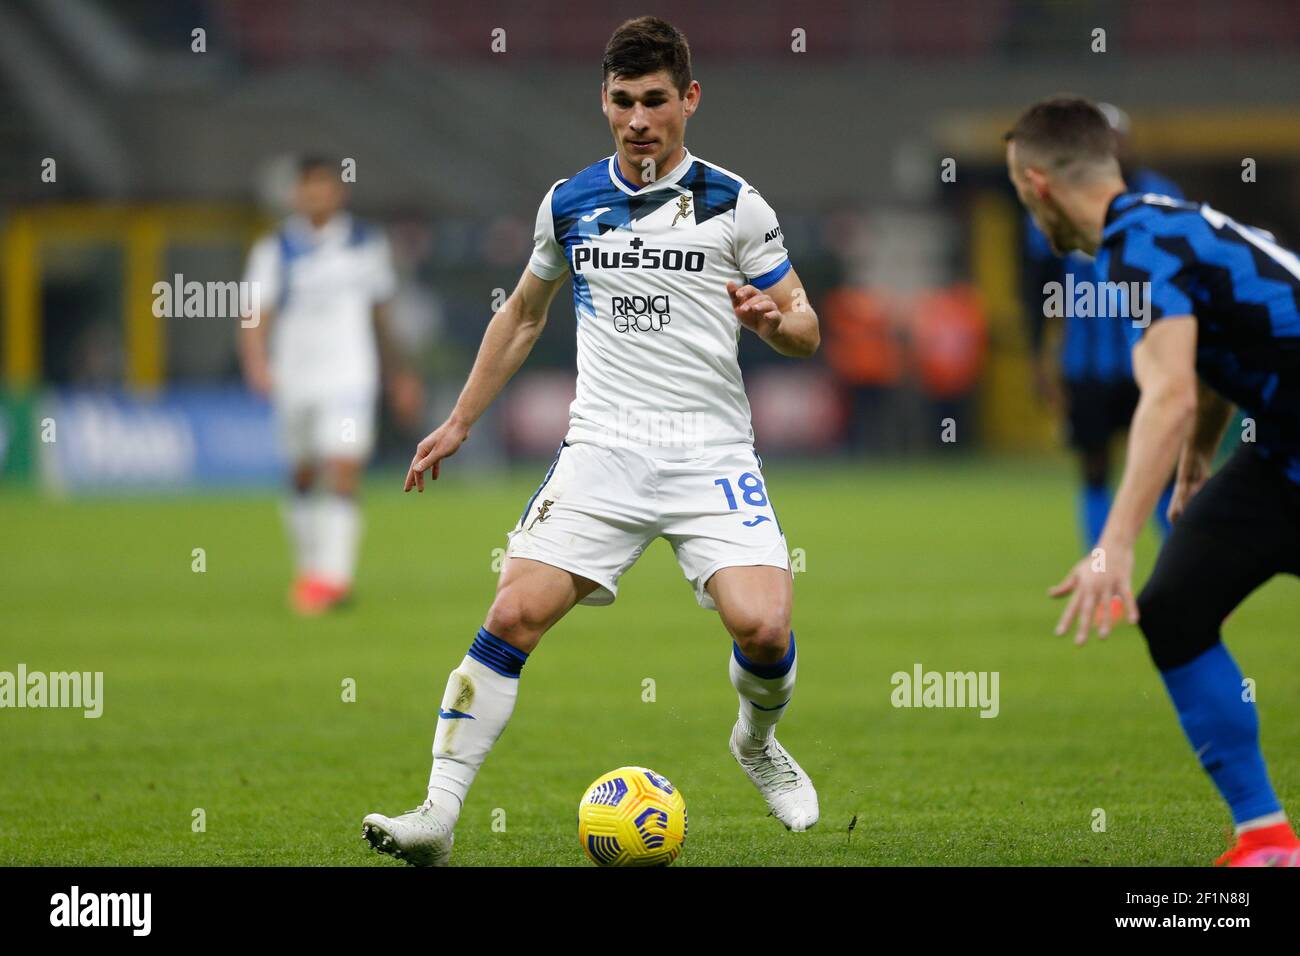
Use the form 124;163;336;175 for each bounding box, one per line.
729;720;820;832
361;800;455;867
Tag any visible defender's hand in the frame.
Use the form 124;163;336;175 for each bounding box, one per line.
727;281;782;341
1049;544;1138;645
405;419;469;492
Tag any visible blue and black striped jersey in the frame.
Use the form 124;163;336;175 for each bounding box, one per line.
1025;169;1182;383
1097;192;1300;483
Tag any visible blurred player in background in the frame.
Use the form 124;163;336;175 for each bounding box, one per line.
361;16;821;866
1008;97;1300;867
240;157;423;615
1022;103;1181;548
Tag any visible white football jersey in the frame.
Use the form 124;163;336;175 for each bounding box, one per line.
244;212;396;401
528;149;791;451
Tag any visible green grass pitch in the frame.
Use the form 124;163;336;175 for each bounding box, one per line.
1;459;1295;866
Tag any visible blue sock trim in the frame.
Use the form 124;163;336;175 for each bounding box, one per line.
468;627;528;678
1160;643;1281;825
732;632;796;680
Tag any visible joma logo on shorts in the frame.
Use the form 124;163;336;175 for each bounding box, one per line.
611;294;672;333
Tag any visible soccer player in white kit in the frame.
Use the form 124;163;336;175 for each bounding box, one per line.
362;17;821;865
241;158;420;615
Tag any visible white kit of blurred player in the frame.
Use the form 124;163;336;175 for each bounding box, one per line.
240;157;422;614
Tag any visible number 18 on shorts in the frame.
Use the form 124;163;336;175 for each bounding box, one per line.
506;441;789;610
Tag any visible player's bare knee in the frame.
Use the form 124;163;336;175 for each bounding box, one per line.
482;597;526;643
730;618;791;664
483;591;546;651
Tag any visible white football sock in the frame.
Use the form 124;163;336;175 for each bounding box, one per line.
282;492;316;576
315;494;360;587
427;628;528;822
729;634;797;753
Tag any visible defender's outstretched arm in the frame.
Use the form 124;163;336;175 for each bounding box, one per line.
1050;315;1198;642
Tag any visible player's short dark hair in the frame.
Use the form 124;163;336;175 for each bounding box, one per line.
1004;96;1119;179
602;16;692;95
297;155;333;178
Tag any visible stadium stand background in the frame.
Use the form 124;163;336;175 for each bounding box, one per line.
3;0;1300;488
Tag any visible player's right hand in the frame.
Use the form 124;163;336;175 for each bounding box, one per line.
405;419;469;492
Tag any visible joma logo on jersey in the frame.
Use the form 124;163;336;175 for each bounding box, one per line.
573;239;705;274
611;294;672;333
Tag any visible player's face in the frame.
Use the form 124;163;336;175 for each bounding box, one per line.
295;169;346;222
602;71;700;179
1006;142;1078;255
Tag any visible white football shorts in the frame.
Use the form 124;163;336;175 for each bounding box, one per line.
274;390;377;464
505;440;790;609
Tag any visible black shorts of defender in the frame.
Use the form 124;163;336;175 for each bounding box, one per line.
1065;377;1139;452
1138;446;1300;671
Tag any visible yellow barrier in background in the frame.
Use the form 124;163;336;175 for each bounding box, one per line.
1;204;264;391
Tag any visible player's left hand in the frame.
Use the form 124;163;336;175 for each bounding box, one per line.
1048;543;1138;645
727;281;782;340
